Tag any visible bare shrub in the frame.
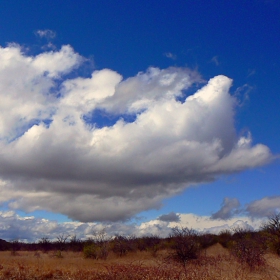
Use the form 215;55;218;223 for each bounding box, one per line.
230;238;266;270
38;237;52;252
69;235;83;252
112;235;137;257
83;243;100;259
135;234;161;257
263;213;280;234
262;213;280;255
10;240;21;256
55;234;70;251
198;233;218;255
217;229;232;248
168;227;201;266
83;229;110;260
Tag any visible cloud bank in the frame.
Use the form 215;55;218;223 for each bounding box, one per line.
0;210;266;242
0;44;272;222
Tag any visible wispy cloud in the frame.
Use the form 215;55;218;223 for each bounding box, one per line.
35;30;57;50
35;29;56;39
164;52;177;60
234;84;253;107
210;56;219;66
247;69;256;78
0;43;272;222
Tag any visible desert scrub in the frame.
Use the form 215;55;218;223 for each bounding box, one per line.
83;243;100;259
112;235;137;257
261;214;280;255
217;230;232;248
54;250;63;258
230;238;266;270
83;242;109;260
167;227;201;266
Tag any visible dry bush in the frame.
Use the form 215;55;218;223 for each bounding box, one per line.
227;227;267;271
38;237;52;252
167;227;201;266
230;238;266;270
69;235;83;252
112;235;137;257
135;235;161;254
83;242;109;260
217;229;232;248
83;229;111;260
261;213;280;256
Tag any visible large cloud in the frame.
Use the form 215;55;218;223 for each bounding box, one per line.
0;44;272;222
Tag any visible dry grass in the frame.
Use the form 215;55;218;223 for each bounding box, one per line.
0;244;280;279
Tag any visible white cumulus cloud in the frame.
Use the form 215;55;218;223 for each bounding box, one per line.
0;43;273;222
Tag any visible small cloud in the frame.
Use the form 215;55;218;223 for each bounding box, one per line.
210;56;219;66
158;212;180;222
246;196;280;217
164;52;177;60
41;42;56;51
247;69;256;78
35;30;57;50
211;197;241;220
234;84;253;107
35;29;56;40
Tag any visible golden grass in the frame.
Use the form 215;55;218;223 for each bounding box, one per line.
0;244;279;279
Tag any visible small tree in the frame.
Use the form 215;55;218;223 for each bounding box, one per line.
55;234;70;251
38;237;52;252
262;213;280;234
69;235;83;252
83;229;110;260
10;240;21;256
112;235;135;257
168;227;200;267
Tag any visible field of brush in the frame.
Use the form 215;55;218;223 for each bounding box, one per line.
0;243;280;280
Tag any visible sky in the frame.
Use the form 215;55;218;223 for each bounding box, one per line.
0;0;279;241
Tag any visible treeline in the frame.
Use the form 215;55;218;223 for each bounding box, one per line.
1;214;280;270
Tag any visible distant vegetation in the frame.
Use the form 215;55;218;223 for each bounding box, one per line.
2;214;280;263
0;215;280;279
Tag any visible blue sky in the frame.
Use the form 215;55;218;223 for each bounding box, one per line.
0;0;279;240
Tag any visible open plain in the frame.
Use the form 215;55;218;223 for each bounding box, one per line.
0;243;280;280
